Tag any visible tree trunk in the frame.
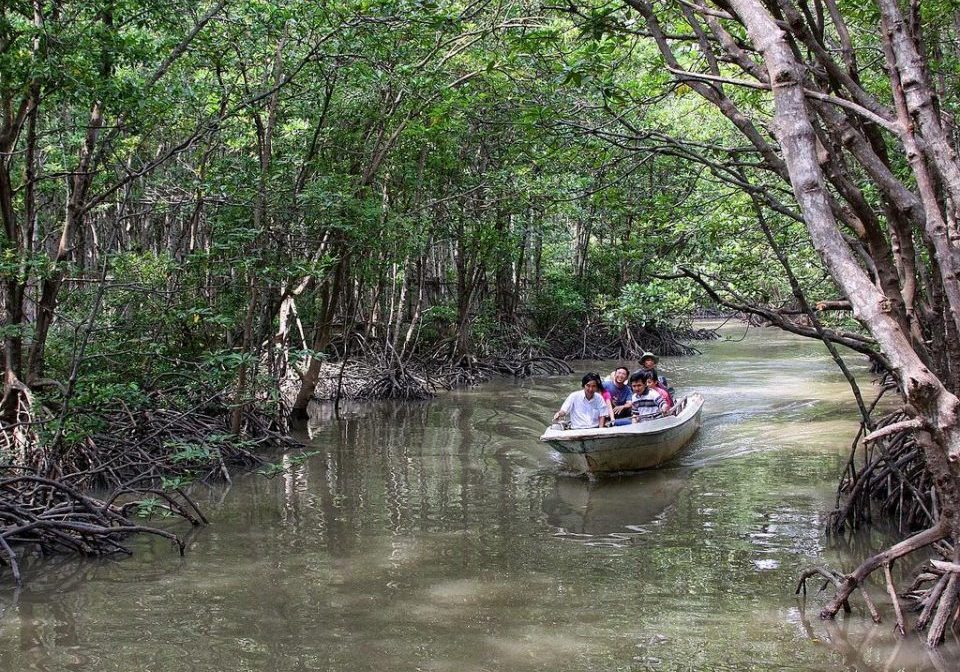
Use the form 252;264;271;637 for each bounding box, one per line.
291;255;349;417
725;0;960;639
27;100;103;383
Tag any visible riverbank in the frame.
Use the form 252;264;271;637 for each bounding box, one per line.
292;321;720;402
0;397;299;586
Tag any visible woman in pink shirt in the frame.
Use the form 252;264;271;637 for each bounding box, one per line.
647;370;673;412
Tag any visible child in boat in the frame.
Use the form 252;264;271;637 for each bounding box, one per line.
633;351;674;397
646;369;674;412
630;371;667;422
553;373;610;429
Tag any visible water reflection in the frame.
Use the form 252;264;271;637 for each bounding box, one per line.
544;469;690;542
793;604;960;672
3;324;960;671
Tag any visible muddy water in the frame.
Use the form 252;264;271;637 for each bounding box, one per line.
1;324;958;671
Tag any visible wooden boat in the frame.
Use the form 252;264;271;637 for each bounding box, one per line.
540;393;704;474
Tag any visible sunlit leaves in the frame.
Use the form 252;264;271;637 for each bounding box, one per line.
605;280;696;328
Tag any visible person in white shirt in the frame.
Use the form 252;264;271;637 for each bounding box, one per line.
553;373;610;429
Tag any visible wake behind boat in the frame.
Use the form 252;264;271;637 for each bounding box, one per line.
540;393;704;475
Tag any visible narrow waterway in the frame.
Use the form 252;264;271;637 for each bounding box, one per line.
1;324;957;671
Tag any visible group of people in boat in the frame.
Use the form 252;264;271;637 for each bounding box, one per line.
552;352;675;430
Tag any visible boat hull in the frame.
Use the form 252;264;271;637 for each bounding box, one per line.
540;393;703;474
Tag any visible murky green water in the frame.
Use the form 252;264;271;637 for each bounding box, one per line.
2;324;957;671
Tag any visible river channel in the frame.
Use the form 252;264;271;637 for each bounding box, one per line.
2;323;958;671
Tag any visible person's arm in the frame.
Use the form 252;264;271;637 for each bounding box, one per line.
602;390;615;425
655;387;673;412
553;393;573;421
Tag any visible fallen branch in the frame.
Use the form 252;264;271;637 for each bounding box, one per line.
818;521;948;621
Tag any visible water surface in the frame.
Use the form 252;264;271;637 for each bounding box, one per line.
1;324;956;671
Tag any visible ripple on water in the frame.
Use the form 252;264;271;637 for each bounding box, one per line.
1;325;942;672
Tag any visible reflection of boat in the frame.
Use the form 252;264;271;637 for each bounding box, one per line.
540;393;704;474
543;470;689;535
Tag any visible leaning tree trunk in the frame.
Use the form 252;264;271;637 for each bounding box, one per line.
726;0;960;646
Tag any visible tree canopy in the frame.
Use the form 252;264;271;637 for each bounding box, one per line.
2;0;960;645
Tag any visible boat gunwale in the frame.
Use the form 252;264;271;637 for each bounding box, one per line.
539;393;704;444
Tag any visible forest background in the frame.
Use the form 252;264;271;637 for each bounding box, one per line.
2;0;960;648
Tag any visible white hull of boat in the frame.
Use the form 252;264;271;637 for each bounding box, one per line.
540;393;704;474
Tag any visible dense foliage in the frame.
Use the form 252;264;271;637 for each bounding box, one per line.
0;0;749;434
3;0;960;643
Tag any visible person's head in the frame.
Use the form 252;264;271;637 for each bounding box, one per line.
647;369;661;387
630;370;654;393
639;352;658;370
613;366;629;385
581;372;603;396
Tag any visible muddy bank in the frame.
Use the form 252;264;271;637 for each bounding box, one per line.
300;321;720;402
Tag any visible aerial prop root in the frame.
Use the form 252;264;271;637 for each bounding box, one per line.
313;351;575;402
63;404;281;490
797;521;960;645
796;565;880;621
831;406;931;535
0;473;187;587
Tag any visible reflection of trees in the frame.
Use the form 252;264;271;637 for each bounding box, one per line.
212;393;563;668
0;553;184;664
795;602;960;672
293;394;549;565
654;453;833;586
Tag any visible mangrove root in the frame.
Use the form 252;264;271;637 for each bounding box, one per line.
0;472;187;587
